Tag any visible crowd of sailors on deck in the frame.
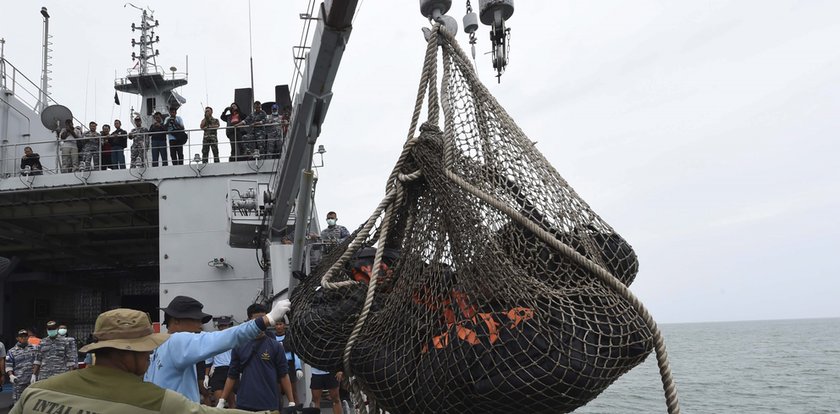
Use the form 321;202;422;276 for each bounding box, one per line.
31;101;290;174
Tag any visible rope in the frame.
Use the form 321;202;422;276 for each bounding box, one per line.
405;25;442;145
341;181;405;376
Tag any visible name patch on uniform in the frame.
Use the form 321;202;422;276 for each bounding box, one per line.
31;398;100;414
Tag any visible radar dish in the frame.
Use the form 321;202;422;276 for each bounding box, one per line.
40;105;73;132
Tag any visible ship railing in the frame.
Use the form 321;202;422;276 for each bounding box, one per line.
116;66;188;84
1;123;289;178
0;57;73;117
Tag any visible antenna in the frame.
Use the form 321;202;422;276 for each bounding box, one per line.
248;0;255;107
204;56;209;107
129;7;161;76
35;7;53;113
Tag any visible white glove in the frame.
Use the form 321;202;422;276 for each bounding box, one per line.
266;299;291;325
287;401;296;407
216;398;226;408
296;369;304;380
31;374;37;383
8;374;17;384
203;375;210;389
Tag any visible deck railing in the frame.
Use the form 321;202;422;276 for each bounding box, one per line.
2;123;288;178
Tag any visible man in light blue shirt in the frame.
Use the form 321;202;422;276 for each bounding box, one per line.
144;295;290;403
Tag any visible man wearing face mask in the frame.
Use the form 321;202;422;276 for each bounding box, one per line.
32;321;74;381
5;329;39;404
320;211;350;243
9;309;280;414
145;295;291;403
56;325;77;370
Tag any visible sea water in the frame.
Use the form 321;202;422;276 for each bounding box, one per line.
574;318;840;413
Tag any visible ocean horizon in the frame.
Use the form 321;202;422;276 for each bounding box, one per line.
575;317;840;413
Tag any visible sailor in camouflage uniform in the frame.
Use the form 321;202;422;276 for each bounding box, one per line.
264;104;285;159
56;325;77;369
320;211;350;243
80;122;101;170
238;101;267;158
33;321;74;380
5;329;39;403
129;116;150;167
200;107;221;163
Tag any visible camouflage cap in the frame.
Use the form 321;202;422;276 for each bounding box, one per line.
79;308;169;353
46;320;58;328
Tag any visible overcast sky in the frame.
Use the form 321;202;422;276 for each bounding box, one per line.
3;0;838;324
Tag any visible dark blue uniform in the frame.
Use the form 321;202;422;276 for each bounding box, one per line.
228;335;288;411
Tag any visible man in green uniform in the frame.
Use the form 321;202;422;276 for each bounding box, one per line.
200;106;221;163
10;308;280;414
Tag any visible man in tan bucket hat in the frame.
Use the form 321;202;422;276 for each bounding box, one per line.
10;309;280;414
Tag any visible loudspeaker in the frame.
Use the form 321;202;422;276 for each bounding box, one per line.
234;88;254;116
275;85;292;112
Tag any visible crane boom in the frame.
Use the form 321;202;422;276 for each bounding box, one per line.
270;0;358;238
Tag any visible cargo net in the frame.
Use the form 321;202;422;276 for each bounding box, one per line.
289;26;680;414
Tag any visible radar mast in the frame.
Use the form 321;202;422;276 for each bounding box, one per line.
115;4;187;126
